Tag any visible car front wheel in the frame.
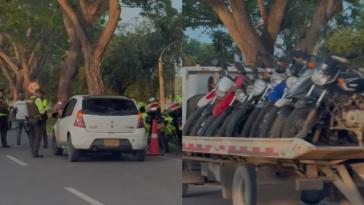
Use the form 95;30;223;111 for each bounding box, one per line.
67;136;80;162
52;132;63;156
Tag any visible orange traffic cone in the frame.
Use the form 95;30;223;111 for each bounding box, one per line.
147;119;163;156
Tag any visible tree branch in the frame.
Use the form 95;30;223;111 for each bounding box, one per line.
93;0;121;59
57;0;91;47
0;58;15;86
0;50;19;74
257;0;268;24
27;32;48;67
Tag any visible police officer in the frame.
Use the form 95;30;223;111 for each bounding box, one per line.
26;88;51;158
0;89;10;148
41;94;48;148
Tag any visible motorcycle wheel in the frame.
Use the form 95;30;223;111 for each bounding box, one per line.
198;115;218;136
217;112;233;136
205;113;230;137
190;115;210;136
158;131;168;154
240;106;261;138
183;105;206;136
224;104;255;137
259;105;281;138
248;102;274;138
281;108;311;138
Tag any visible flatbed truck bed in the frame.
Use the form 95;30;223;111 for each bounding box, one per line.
182;136;364;205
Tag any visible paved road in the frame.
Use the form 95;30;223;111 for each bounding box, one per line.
0;130;181;205
183;185;339;205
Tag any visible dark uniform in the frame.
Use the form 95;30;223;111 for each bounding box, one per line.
0;96;10;148
41;98;48;148
26;93;47;158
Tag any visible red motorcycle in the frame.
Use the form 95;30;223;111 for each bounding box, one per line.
198;70;249;136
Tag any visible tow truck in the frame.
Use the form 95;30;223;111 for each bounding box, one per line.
181;66;364;205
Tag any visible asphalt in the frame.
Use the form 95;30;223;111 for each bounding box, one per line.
183;184;339;205
0;130;181;205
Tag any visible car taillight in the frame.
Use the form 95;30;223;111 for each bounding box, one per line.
137;112;144;128
74;110;86;128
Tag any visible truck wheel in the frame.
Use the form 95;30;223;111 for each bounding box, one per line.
249;102;274;138
301;190;325;204
259;105;281;138
232;164;257;205
224;104;254;137
182;184;189;197
240;106;261;138
183;106;206;136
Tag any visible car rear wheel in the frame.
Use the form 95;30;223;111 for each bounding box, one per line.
135;150;145;162
52;132;63;156
67;136;79;162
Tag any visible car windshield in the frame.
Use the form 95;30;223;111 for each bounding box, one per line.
82;98;138;116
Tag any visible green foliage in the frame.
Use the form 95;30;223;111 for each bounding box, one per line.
182;36;235;66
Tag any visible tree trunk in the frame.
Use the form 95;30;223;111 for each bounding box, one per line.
57;9;81;102
259;0;291;54
56;0;121;95
0;60;17;100
295;0;343;53
84;49;104;94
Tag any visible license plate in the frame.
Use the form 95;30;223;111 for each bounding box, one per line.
179;124;182;130
104;139;120;147
157;123;165;129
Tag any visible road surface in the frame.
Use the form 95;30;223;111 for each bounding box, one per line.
0;130;181;205
183;184;339;205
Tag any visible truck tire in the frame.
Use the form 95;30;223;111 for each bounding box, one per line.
258;105;281;138
205;112;229;137
198;115;217;136
182;184;189;197
240;106;261;138
232;164;257;205
248;102;274;138
183;106;206;136
300;190;325;204
224;104;255;137
187;94;205;118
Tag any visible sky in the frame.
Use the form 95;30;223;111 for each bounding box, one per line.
119;1;182;23
119;1;212;43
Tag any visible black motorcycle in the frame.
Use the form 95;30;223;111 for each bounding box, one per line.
282;50;364;146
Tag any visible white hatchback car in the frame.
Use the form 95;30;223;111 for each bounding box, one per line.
52;95;147;162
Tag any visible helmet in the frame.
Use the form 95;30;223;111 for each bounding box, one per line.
137;102;146;109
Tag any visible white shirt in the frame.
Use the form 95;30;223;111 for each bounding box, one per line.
14;100;28;120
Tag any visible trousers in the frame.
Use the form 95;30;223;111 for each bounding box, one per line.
28;117;43;156
0;116;8;146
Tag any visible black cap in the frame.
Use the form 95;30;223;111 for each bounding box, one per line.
35;88;45;95
0;89;4;92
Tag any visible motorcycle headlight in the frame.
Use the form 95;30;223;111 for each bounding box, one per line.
311;64;329;85
285;76;298;88
253;79;267;96
234;88;246;101
215;88;226;98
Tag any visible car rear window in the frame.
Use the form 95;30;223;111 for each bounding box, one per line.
82;98;138;116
